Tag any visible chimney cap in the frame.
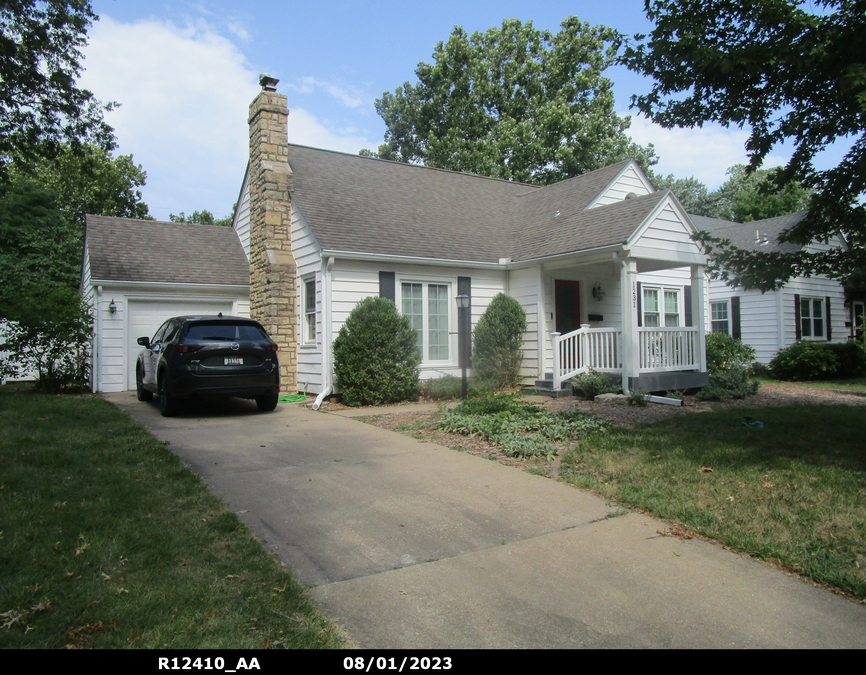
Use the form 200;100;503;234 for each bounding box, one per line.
259;73;279;91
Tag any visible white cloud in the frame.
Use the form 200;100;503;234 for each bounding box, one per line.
227;19;251;42
625;114;790;189
287;76;367;110
79;16;377;220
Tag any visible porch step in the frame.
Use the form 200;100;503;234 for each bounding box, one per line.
525;375;573;398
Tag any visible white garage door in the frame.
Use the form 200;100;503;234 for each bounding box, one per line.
126;298;236;390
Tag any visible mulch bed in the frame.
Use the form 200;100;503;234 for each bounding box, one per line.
351;381;866;474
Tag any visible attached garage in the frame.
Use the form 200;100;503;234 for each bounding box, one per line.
82;216;251;393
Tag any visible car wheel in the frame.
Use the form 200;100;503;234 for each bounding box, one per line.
256;392;279;412
136;365;153;402
158;375;179;417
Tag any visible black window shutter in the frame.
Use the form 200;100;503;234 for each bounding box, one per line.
826;296;832;341
379;272;395;303
794;294;801;340
457;276;471;368
731;296;741;340
636;281;642;327
684;285;692;327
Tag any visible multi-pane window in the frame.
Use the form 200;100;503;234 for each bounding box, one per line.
643;288;680;327
401;281;450;362
711;301;729;334
800;297;825;339
303;277;316;344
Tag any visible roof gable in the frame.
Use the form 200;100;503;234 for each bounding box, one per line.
84;215;250;286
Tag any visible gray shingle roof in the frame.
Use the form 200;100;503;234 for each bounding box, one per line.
286;145;646;263
85;215;249;285
690;212;806;254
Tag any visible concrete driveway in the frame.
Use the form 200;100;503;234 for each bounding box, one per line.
105;392;866;649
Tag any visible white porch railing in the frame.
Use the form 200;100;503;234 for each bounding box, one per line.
638;327;700;372
550;326;701;388
552;326;622;388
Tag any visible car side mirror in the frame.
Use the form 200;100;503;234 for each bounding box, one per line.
137;337;150;348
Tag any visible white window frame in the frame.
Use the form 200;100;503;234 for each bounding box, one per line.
710;300;730;334
301;274;317;346
800;296;826;340
642;286;682;328
396;276;456;366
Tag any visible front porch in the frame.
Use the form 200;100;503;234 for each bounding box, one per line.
535;324;709;396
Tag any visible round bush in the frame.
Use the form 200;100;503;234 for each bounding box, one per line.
770;341;841;381
705;332;756;374
333;296;421;406
472;293;527;388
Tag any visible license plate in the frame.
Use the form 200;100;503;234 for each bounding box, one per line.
224;357;244;366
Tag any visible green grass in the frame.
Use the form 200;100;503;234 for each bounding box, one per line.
0;387;344;649
559;405;866;598
784;377;866;393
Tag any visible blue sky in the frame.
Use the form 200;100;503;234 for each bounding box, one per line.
81;0;771;221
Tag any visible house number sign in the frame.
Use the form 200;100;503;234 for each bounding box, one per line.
632;282;637;308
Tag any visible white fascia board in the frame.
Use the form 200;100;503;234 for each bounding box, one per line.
89;279;250;294
231;163;250;232
512;243;626;267
585;159;655;210
321;249;505;269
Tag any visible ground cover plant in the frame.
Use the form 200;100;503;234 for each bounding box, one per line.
558;404;866;599
436;394;611;458
0;386;343;648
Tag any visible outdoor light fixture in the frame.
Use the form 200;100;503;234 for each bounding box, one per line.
455;293;470;399
592;282;605;302
109;299;117;314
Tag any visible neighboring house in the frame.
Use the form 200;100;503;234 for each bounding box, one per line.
83;75;710;396
692;213;850;364
81;216;250;392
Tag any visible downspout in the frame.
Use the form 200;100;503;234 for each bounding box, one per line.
614;253;630;395
95;285;103;393
312;256;335;410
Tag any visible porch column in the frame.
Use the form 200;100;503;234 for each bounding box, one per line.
620;257;639;393
691;264;707;372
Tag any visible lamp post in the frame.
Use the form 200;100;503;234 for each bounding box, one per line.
456;292;470;399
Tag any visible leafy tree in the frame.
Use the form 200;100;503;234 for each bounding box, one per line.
719;165;812;223
369;17;656;185
472;293;527;388
29;144;150;224
650;172;724;218
0;0;115;175
169;209;233;227
624;0;866;289
332;296;421;406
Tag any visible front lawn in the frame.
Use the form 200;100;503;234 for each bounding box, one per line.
760;376;866;393
559;404;866;599
0;386;344;648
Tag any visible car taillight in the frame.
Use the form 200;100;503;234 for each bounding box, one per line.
175;344;204;354
264;344;278;352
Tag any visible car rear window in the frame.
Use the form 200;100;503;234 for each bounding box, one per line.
185;323;269;342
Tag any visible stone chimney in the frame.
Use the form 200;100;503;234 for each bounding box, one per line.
248;74;296;393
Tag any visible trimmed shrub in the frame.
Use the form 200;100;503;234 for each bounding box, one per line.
571;368;620;400
698;332;759;401
828;341;866;377
472;293;527;388
706;332;756;372
770;341;838;381
332;296;421;406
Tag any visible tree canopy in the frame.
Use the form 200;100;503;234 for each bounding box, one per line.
0;0;115;175
624;0;866;289
368;17;656;185
169;209;233;227
654;164;812;222
0;145;150;322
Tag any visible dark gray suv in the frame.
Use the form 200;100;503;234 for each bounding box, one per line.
136;316;280;416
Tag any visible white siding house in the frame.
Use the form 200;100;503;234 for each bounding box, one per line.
81;216;250;392
693;214;849;364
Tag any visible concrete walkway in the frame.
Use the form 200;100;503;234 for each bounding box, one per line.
105;392;866;648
